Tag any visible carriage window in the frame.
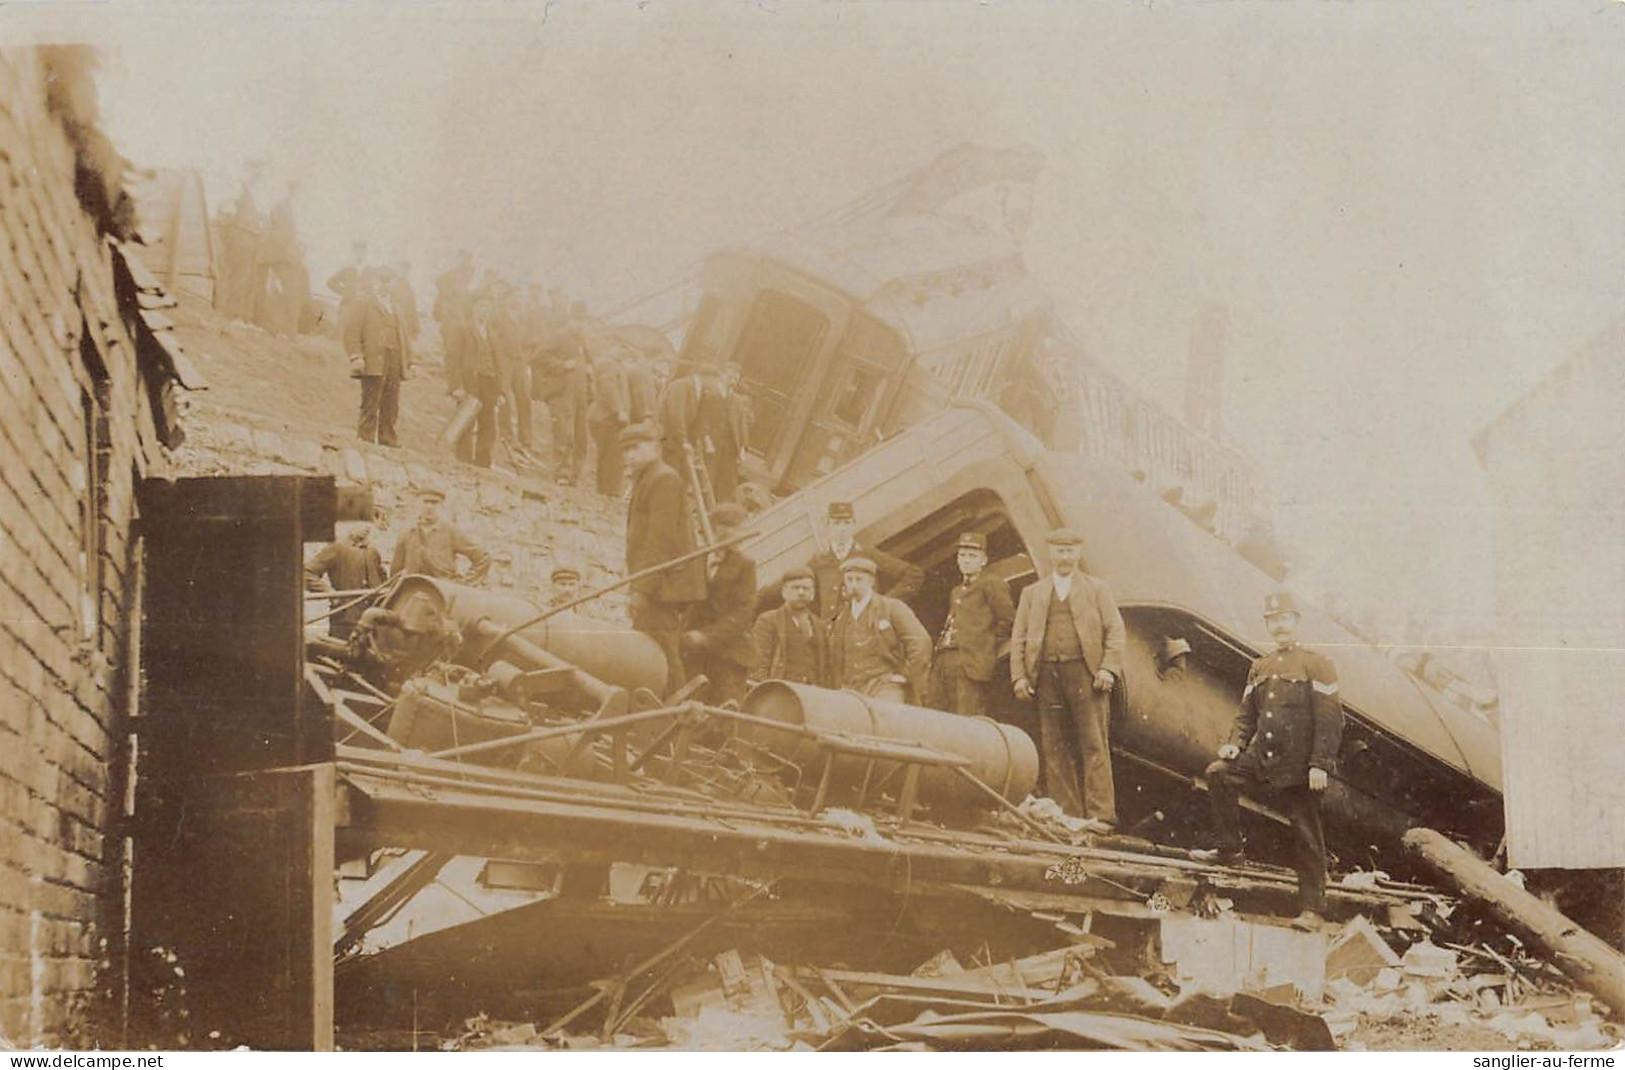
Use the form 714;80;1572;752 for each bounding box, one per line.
831;365;886;427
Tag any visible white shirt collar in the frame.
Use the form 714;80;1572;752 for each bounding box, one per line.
850;592;874;619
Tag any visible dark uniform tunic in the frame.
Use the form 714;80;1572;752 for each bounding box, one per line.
928;572;1015;717
1205;642;1344;913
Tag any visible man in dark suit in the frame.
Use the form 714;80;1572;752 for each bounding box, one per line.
327;239;369;358
625;351;660;428
828;557;933;703
466;295;502;468
1009;527;1126;827
807;502;924;621
552;302;594;486
588;344;631;496
433;251;475;397
697;365;750;504
622;422;707;696
682;503;758;706
305;520;387;641
352;270;407;447
751;566;826;687
1195;592;1344;929
657;363;706;476
390;487;490;583
929;532;1016;717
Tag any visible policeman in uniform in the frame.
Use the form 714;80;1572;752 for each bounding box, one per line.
1198;592;1344;929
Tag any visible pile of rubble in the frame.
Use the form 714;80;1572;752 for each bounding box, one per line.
407;878;1618;1053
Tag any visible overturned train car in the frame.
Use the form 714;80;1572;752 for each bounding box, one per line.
743;401;1505;856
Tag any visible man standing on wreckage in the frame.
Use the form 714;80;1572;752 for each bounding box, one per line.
1194;591;1345;931
1010;527;1125;833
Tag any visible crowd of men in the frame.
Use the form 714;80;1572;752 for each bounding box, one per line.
300;251;1341;931
427;251;753;496
619;475;1343;929
213;163;310;337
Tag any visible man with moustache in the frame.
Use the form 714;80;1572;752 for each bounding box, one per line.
1195;592;1344;930
1009;527;1126;830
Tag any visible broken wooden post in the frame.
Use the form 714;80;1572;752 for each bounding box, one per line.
1401;827;1625;1020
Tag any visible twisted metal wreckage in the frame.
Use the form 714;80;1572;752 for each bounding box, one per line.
126;148;1620;1049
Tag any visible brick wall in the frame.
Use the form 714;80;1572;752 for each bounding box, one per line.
0;48;169;1046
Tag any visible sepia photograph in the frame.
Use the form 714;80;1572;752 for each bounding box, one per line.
0;0;1621;1055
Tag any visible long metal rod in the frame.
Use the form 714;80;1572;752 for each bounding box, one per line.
470;528;754;664
425;706;689;761
304;576;400;625
949;765;1067;845
337;762;843;833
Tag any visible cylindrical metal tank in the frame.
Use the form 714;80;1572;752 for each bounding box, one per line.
741;681;1039;809
387;576;668;697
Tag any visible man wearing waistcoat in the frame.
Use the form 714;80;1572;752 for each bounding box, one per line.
828;557;932;704
1009;527;1126;827
1197;592;1344;930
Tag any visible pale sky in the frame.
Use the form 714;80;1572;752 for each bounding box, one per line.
17;0;1625;648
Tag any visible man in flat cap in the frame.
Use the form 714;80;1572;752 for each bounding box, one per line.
1010;527;1126;828
547;563;583;610
751;565;827;687
828;556;932;703
391;487;491;584
807;502;924;621
1196;592;1344;930
681;503;758;706
305;519;387;642
622;422;706;695
929;532;1017;717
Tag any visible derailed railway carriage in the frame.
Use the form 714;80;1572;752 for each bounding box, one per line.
741;402;1506;857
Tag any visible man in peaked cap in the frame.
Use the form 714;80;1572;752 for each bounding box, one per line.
622;421;706;696
681;502;758;706
751;565;827;687
928;531;1016;717
806;501;924;621
390;486;491;584
827;556;932;703
547;563;583;610
1196;591;1344;930
1009;526;1126;829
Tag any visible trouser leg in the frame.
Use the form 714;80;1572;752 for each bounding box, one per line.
1280;785;1329;913
473;375;499;467
512;369;533;447
704;658;748;707
1036;663;1085;816
357;375;382;442
1071;666;1118;824
571;406;590;484
378;371;402;446
592;419;624;495
630;595;686;697
1204;757;1252;854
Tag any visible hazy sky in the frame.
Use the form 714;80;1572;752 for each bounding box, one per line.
23;0;1625;646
